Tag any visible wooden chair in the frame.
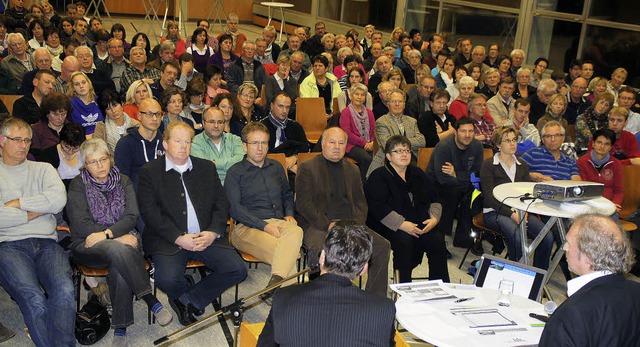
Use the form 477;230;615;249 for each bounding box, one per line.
416;147;434;172
266;153;288;179
483;148;493;160
228;219;265;300
402;84;415;93
259;85;267;107
297;151;321;164
0;94;21;114
332;97;340;116
296;97;327;144
619;165;640;232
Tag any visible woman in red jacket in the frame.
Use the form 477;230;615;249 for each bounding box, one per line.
577;128;624;215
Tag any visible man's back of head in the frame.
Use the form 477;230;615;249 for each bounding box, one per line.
321;223;373;280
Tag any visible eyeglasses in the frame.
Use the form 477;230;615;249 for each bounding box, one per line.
4;136;32;144
542;134;564;139
391;149;411;154
140;111;162;119
204;120;226;125
245;141;269;147
85;156;110;166
501;138;518;144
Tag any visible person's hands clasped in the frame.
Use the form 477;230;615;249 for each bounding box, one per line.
264;223;282;238
399;221;422;238
115;234;138;248
442;162;456;178
175;233;201;251
422;217;438;233
85;231;107;248
192;231;217;251
284;216;297;225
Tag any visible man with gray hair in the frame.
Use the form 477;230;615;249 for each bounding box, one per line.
19;47;57;95
530;78;557;125
0;118;75;346
464;45;490;75
120;46;161;92
0;33;33;94
539;214;640;346
509;49;525;78
75;45;115;98
258;223;395;346
226;41;267;95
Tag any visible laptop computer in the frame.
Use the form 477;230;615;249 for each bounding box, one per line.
473;254;548;302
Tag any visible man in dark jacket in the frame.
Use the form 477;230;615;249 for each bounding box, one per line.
226;41;266;94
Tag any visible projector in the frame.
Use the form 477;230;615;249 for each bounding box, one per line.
533;181;604;202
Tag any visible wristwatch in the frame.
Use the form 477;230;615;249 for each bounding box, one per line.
104;230;110;239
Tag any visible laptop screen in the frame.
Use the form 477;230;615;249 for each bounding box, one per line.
473;254;548;302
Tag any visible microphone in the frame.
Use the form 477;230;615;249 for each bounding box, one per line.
544;301;557;315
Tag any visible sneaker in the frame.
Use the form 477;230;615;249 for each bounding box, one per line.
153;306;173;326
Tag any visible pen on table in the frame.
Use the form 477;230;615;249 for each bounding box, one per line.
455;297;474;303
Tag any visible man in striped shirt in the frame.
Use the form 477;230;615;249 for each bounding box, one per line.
521;120;581;182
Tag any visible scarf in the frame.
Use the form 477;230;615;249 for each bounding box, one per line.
590;150;610;168
348;103;370;141
583;106;609;134
188;103;206;112
105;113;136;152
268;112;288;146
81;166;126;228
47;45;63;57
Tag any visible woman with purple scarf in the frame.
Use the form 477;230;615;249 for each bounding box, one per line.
66;138;172;343
339;82;376;183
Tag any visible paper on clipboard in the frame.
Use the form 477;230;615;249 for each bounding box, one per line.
390;280;456;301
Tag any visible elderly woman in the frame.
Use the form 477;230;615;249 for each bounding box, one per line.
31;92;71;154
265;54;298;108
160;87;197;132
367;89;425;177
577;128;623;215
340;83;375;182
401;49;422;84
448;76;476;119
480;126;554;270
365;135;447;283
512;68;536;100
333;47;355;79
39;122;86;189
237;82;266;125
67;139;173;343
94;90;140;153
322;33;336;55
338;66;373;112
123;80;152;121
575;92;614;150
479;68;500;99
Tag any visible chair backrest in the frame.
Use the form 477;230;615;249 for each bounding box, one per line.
296;97;326;143
267;153;288;179
297;151;322;164
0;94;21;115
402;84;415;93
483;148;493;160
417;147;434;172
332;97;340;116
259;84;267;106
620;165;640;218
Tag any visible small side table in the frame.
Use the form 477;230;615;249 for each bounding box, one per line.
261;2;294;43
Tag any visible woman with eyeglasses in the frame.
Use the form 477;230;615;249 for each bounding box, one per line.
67;138;173;345
237;82;266;126
94;90;140;153
365;135;448;283
480;126;554;270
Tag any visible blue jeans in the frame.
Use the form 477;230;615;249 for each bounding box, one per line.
0;238;75;347
483;211;554;270
153;243;247;310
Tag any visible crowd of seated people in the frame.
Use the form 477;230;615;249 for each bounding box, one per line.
1;5;640;344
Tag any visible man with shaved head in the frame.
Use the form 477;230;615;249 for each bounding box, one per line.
54;56;80;93
296;127;391;297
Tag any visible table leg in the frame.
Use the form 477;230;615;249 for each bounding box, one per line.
267;6;273;26
519;215;557;266
278;7;286;43
544;218;568;286
517;209;529;265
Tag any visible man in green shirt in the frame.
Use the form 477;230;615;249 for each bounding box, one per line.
191;106;244;184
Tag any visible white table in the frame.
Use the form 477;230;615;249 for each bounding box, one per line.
396;284;546;347
261;2;294;43
493;182;615;284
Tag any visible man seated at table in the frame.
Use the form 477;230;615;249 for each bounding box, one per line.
137;121;247;326
521;120;581;182
426;116;483;250
296;127;391;297
257;223;396;346
190;106;244;184
539;214;640;346
225;122;303;300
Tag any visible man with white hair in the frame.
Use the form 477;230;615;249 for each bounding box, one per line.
120;46;161;93
75;45;115;97
19;47;57;95
607;67;628;105
464;45;490;75
540;214;640;346
529;78;558;125
509;49;525;78
0;33;33;94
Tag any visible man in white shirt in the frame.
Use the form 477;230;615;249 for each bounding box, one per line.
540;214;640;346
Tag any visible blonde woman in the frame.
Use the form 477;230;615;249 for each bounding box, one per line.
383;67;407;91
67;71;103;138
124;80;153;121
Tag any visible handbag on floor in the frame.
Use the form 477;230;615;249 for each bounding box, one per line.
75;294;110;345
